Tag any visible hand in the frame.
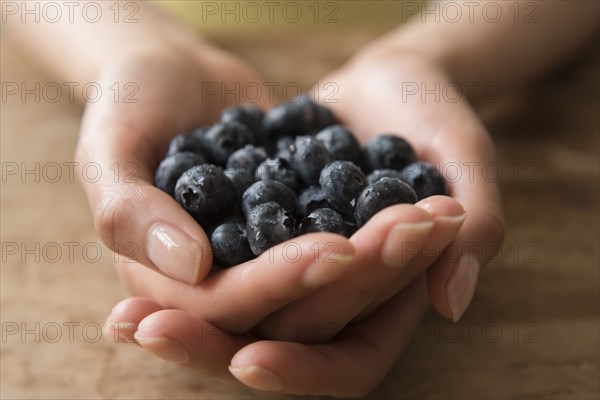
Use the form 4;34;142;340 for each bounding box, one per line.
76;42;265;285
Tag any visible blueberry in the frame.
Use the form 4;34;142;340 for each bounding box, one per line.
190;126;209;140
220;105;265;140
277;136;295;153
225;168;255;198
367;169;405;185
165;130;211;160
400;161;447;200
246;201;296;255
262;95;335;139
175;164;236;226
204;214;246;237
354;178;418;226
205;121;257;165
154;152;206;197
226;145;268;175
242;180;296;217
344;218;359;237
313;102;336;131
224;168;255;214
210;221;255;267
319;161;368;216
290;136;331;186
297;186;332;217
262;100;306;140
363;134;417;172
255;157;299;191
315;125;361;162
300;208;347;236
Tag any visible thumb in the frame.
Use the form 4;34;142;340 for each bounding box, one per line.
76;103;213;285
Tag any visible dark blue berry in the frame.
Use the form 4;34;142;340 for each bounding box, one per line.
154;152;206;197
205;121;257;165
272;135;294;160
290;136;331;186
190;126;209;140
204;213;246;237
300;208;347;236
255;157;299;191
315;125;361;162
344;218;359;237
242;180;296;217
319;161;367;216
210;221;255;267
175;164;235;226
367;169;405;185
313;102;336;131
400;161;447;200
363;134;417;172
221;105;265;140
226;145;268;175
262;95;335;139
165;130;211;160
224;168;255;215
277;136;295;153
296;186;332;217
246;201;296;255
354;178;418;226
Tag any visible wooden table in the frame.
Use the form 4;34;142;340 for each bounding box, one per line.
1;28;598;399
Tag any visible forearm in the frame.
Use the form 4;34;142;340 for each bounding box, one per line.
2;0;207;83
362;1;598;94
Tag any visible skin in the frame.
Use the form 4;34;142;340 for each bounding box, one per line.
6;0;598;396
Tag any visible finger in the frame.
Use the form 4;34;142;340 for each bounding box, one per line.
133;309;253;385
229;274;429;397
110;301;273;396
426;131;505;321
116;233;356;332
258;204;435;342
427;197;505;321
355;195;465;320
103;297;164;343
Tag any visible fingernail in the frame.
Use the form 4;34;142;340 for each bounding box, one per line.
134;333;189;364
447;253;480;322
382;221;434;267
229;365;284;392
147;224;201;285
302;251;355;289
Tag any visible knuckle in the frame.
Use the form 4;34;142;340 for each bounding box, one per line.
93;188;141;250
93;195;122;250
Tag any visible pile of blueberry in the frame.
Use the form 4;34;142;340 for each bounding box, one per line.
154;96;446;267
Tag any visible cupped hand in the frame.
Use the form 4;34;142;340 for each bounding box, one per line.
76;42;265;285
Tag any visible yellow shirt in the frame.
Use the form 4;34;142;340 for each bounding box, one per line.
154;1;411;37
